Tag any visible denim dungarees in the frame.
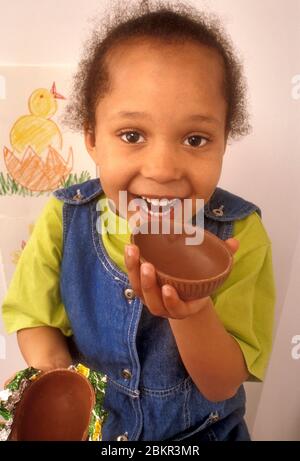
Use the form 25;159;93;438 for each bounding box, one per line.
53;178;261;442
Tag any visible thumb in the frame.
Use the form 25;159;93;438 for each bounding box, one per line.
224;238;240;255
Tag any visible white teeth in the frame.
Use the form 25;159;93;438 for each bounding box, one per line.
148;208;170;216
151;198;160;206
141;196;178;206
138;195;183;217
159;198;169;206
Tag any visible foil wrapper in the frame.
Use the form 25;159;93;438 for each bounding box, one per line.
71;363;108;441
0;364;107;441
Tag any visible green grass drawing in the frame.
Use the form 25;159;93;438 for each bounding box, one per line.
0;171;92;197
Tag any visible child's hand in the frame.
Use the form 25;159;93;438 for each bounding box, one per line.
124;238;239;320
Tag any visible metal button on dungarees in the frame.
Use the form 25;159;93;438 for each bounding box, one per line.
212;205;224;217
121;369;132;380
73;189;83;201
210;411;220;423
116;433;129;441
124;288;135;300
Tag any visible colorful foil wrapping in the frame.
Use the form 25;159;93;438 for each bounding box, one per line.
0;363;108;441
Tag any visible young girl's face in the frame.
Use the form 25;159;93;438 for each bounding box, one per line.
85;40;228;222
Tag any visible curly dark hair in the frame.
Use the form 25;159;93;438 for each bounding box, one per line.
62;0;251;139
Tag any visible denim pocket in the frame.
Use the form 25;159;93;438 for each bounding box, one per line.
172;411;220;441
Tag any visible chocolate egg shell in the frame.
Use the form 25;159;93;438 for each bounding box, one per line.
131;222;233;300
9;368;95;441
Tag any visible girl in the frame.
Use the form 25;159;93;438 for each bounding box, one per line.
2;0;275;441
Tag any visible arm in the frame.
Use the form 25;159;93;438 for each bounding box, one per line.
125;214;275;401
2;197;74;372
17;326;72;371
168;237;276;398
168;297;249;402
125;238;246;401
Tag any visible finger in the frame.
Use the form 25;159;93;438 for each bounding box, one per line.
124;244;145;301
162;285;205;319
224;238;239;255
161;285;188;319
140;263;169;317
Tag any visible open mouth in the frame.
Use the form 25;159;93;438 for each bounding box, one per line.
131;193;182;217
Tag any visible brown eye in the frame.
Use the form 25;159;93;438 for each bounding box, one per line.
119;131;144;144
184;135;208;148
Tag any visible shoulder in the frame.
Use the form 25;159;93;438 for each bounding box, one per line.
234;211;271;248
21;196;64;261
41;195;64;219
32;196;63;237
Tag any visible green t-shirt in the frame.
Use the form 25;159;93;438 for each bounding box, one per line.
2;194;276;382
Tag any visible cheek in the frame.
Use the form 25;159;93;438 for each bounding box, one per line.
98;160;130;194
95;143;129;171
194;157;222;181
191;159;223;199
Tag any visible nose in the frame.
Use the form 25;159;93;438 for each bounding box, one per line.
140;144;182;183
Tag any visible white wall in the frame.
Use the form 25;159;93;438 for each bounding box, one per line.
1;0;299;440
253;234;300;440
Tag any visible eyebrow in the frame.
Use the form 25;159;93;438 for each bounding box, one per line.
110;111;220;125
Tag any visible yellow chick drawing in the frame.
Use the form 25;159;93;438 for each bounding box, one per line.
3;82;73;192
10;82;64;155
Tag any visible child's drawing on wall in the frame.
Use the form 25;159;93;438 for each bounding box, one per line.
3;82;73;192
1;82;92;196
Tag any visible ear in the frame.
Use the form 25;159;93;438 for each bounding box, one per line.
84;128;98;164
